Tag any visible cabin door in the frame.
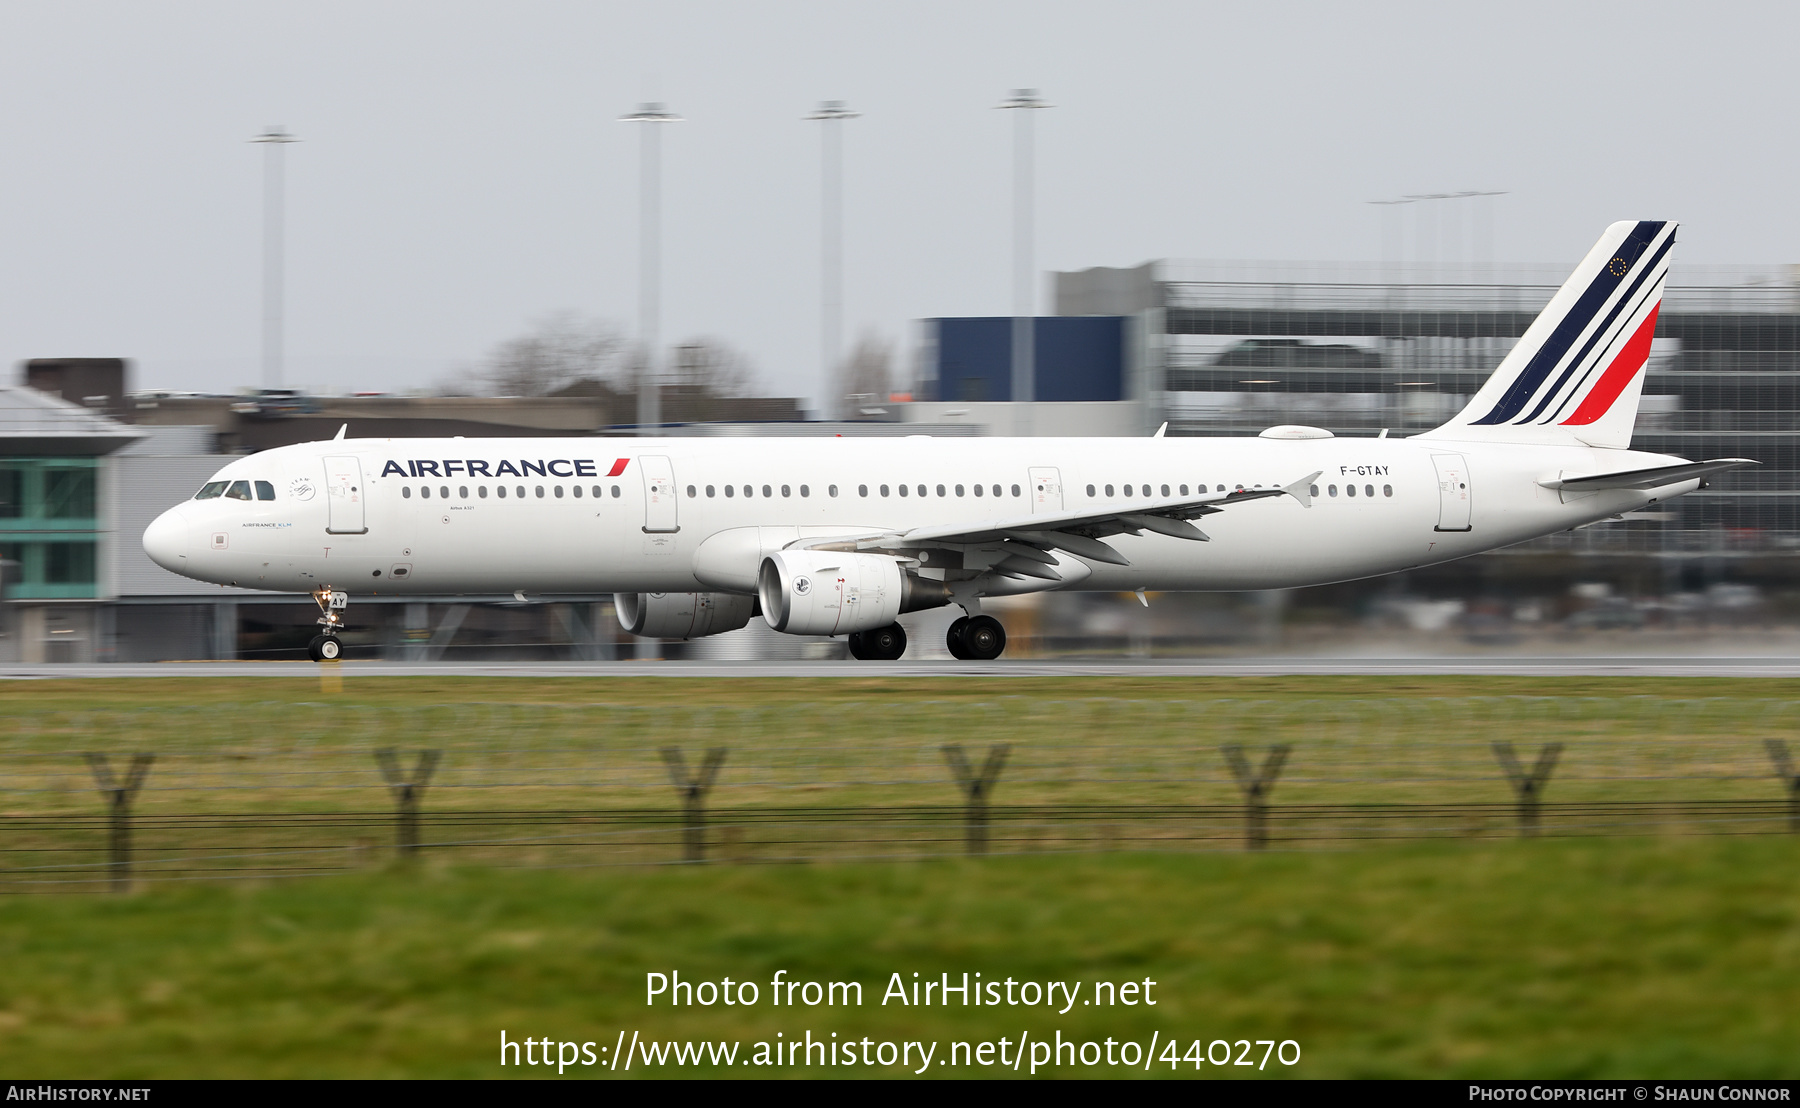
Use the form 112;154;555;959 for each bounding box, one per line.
640;455;680;533
324;456;368;534
1431;453;1472;532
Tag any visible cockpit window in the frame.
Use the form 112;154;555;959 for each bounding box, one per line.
225;480;253;501
254;480;276;501
194;481;228;500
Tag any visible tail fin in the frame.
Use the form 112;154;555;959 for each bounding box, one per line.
1422;220;1675;449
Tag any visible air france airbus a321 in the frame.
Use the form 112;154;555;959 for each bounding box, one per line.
144;221;1753;663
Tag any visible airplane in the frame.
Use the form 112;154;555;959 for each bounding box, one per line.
143;220;1753;663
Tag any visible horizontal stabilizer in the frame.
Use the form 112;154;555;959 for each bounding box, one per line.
1540;458;1757;492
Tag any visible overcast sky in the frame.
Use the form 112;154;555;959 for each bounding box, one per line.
0;1;1793;408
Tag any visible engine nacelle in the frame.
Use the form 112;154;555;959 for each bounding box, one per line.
613;592;755;640
758;550;917;635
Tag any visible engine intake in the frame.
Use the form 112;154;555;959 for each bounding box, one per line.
758;550;946;635
614;592;755;640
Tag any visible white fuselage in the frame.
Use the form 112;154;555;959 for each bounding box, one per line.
141;434;1690;600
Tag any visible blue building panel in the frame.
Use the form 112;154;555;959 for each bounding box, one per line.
934;317;1125;403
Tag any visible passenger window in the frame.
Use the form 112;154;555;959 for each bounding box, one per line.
612;485;621;498
899;484;909;497
1142;485;1151;497
800;485;809;497
1329;485;1338;497
1122;484;1132;497
762;485;772;498
421;486;431;499
460;486;469;498
572;485;582;498
1105;484;1114;496
859;485;869;497
1309;484;1320;498
725;485;735;497
402;486;412;499
1180;485;1188;495
1346;484;1357;498
536;486;545;498
440;486;449;499
706;485;716;497
517;486;526;498
1010;484;1021;497
744;485;754;498
480;486;489;498
593;486;603;498
1161;484;1170;497
686;485;696;498
225;480;253;501
497;485;507;498
936;484;946;497
827;485;838;497
973;483;984;497
195;481;227;500
1217;485;1226;492
1384;484;1393;497
1365;485;1374;498
554;486;564;498
917;485;926;497
993;485;1003;497
781;485;790;497
255;480;276;501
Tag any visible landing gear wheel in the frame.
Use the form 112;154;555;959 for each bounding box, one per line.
961;615;1006;661
946;616;972;660
845;631;867;660
860;622;908;661
308;634;343;662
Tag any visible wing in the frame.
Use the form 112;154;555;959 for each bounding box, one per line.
1540;458;1757;492
796;469;1322;571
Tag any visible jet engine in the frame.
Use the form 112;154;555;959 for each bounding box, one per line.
613;591;756;639
757;550;949;635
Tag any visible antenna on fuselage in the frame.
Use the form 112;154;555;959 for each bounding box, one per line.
334;424;347;440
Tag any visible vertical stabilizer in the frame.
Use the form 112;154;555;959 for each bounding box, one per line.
1422;220;1675;449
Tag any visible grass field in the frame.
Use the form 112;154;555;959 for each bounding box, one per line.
1;838;1797;1078
1;676;1797;1078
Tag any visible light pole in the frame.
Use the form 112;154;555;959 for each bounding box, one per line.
997;89;1049;433
251;126;298;391
807;100;859;418
620;102;682;433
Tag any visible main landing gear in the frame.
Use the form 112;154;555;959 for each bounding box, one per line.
308;586;348;663
846;622;907;661
946;614;1006;661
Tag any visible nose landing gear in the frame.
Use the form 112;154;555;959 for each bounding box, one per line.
309;586;347;663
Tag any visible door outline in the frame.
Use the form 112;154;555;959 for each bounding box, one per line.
1431;453;1472;532
324;455;368;535
640;455;679;533
1028;466;1064;513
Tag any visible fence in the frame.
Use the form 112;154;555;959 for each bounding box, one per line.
3;697;1799;891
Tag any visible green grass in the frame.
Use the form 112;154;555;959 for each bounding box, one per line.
1;837;1797;1078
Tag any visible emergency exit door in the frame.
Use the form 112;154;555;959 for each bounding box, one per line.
324;456;367;534
1029;467;1064;513
1431;453;1472;532
640;456;679;533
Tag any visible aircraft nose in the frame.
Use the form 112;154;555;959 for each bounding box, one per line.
142;507;191;572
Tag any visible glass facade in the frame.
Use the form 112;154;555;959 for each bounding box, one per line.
0;459;99;598
1154;262;1800;555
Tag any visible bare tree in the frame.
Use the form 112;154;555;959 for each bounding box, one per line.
667;338;759;399
470;312;628;397
838;329;893;418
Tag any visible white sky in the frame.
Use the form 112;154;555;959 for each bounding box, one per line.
0;1;1793;409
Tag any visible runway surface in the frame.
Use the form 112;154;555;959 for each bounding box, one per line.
6;656;1800;678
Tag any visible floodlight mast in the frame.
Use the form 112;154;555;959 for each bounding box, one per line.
997;89;1049;433
251;126;299;392
620;102;683;434
807;100;859;418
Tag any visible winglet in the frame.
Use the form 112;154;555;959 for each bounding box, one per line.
1285;471;1322;508
334;424;348;441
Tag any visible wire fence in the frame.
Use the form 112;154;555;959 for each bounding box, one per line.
3;697;1798;891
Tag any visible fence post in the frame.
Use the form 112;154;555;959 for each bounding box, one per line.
1493;742;1562;837
1222;744;1290;850
85;753;154;892
1767;740;1800;832
942;743;1010;855
661;746;728;862
375;749;441;857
